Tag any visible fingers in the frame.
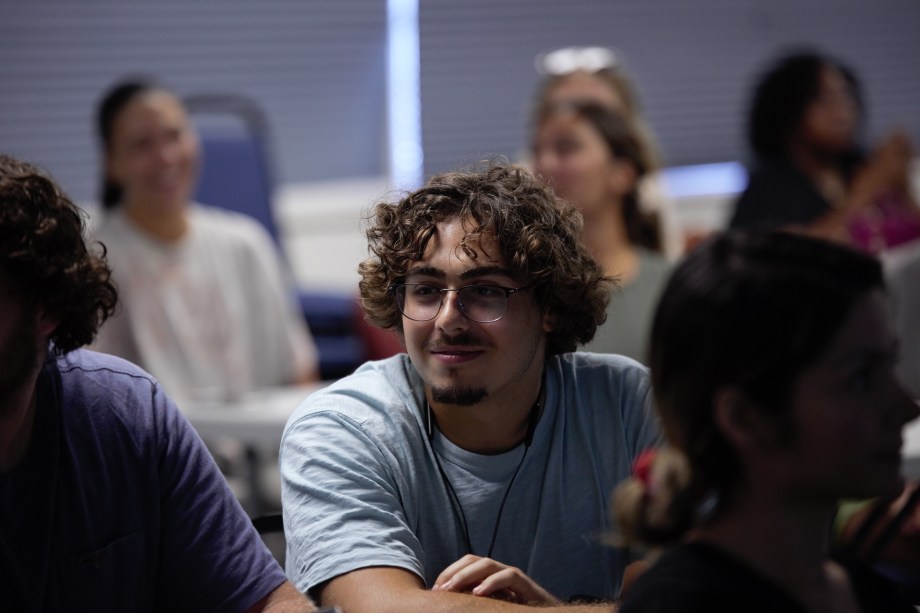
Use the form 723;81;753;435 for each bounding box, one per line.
471;567;560;605
432;556;560;605
433;554;483;589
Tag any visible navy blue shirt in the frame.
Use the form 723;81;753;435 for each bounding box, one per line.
0;349;286;612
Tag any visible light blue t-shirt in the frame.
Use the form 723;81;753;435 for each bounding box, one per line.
280;352;659;602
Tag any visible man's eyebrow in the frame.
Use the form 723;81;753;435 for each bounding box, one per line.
405;265;444;279
459;266;517;281
404;265;518;281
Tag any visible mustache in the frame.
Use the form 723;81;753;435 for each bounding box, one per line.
427;332;484;350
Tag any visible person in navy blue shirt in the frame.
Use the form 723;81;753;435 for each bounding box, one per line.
0;154;315;612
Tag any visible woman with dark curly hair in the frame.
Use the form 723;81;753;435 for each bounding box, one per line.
613;230;918;612
729;50;920;252
281;162;661;611
0;154;313;611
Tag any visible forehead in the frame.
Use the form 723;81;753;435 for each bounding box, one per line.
112;91;187;136
547;72;625;112
410;217;509;275
812;291;894;367
538;112;597;141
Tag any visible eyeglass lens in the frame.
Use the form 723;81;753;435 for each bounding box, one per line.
395;284;509;323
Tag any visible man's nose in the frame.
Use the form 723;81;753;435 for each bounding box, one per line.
435;290;468;330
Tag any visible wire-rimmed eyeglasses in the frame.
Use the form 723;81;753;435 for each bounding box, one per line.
389;283;531;323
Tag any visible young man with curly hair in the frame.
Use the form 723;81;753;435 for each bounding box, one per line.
0;155;314;612
281;163;661;611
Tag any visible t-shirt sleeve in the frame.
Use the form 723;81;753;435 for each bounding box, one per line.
153;384;287;611
280;407;425;596
621;364;664;460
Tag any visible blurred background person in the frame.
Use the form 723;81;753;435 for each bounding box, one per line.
614;230;918;612
532;46;684;259
533;101;670;363
729;50;920;252
90;79;319;407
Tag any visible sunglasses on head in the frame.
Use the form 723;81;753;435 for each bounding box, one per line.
534;46;621;76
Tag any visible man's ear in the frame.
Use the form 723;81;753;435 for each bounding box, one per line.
36;310;60;342
712;387;781;454
541;309;557;334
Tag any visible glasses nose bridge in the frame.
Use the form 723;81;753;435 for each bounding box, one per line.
437;286;467;319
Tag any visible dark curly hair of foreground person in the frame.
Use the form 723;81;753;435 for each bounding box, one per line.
359;162;612;356
0;154;117;354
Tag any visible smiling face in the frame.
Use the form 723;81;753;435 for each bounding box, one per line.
773;290;919;501
401;218;552;408
105;89;199;218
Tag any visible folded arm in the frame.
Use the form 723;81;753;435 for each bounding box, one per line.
318;566;613;613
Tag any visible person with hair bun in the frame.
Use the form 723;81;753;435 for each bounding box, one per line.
614;230;918;612
533;101;670;363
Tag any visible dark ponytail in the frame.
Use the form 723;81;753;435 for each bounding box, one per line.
96;79;158;209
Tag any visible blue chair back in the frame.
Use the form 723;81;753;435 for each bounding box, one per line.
186;94;281;244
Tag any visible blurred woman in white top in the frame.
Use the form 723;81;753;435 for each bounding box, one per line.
90;79;318;406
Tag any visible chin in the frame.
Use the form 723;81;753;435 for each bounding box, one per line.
430;385;488;406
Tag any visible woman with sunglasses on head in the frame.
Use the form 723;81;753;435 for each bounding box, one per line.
90;79;319;405
613;230;918;612
532;47;683;260
533;101;670;364
730;50;920;253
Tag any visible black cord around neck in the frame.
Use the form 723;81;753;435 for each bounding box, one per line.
426;378;544;559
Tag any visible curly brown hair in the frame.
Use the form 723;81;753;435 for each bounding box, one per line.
359;163;612;356
0;155;118;354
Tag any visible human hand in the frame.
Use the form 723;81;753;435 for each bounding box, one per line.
432;554;562;605
842;481;920;569
855;131;914;197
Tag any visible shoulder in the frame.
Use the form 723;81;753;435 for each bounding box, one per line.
550;352;651;395
620;544;776;613
191;205;274;245
635;248;672;284
44;349;183;452
88;208;132;248
839;559;918;612
53;348;159;398
732;160;827;228
284;355;422;442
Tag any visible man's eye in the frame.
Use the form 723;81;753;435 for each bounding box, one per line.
412;285;439;297
469;286;502;298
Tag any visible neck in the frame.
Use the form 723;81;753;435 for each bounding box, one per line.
0;372;42;473
124;201;188;242
788;144;848;203
694;484;837;591
581;200;638;282
428;372;544;455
